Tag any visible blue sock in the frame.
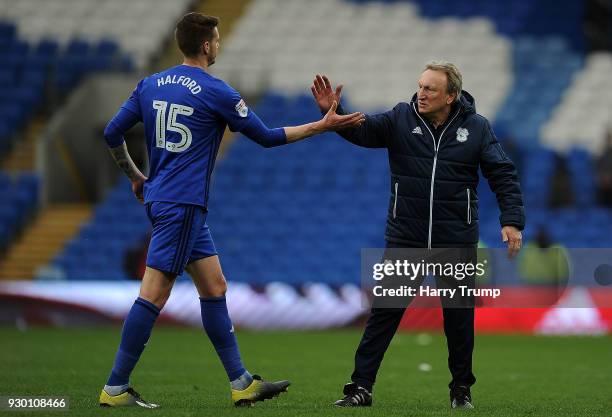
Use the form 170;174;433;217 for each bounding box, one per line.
200;296;246;381
106;297;160;386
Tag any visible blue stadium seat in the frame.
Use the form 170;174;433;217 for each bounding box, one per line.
96;39;119;56
66;39;90;56
0;22;16;40
35;39;59;57
0;172;39;247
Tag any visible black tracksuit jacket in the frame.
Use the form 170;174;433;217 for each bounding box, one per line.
337;91;525;248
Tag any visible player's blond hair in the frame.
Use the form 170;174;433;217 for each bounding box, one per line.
424;61;462;102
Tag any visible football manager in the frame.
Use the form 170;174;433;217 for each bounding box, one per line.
311;61;525;409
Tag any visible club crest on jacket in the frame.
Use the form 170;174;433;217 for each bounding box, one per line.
456;127;469;142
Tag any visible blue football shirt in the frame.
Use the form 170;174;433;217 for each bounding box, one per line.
118;64;257;207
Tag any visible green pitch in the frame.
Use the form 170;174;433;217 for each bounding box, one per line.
0;327;610;417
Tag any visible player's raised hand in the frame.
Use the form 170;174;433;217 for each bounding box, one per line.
311;74;343;113
321;100;365;131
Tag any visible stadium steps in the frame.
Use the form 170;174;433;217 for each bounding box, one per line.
1;117;46;172
0;204;92;280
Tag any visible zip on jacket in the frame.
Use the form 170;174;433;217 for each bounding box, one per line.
411;103;461;249
393;182;398;219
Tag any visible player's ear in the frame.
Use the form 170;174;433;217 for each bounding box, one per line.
202;41;210;56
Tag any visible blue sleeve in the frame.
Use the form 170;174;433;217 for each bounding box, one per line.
239;111;287;148
103;81;143;147
211;82;258;133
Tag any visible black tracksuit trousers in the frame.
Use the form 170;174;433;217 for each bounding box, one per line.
351;244;477;392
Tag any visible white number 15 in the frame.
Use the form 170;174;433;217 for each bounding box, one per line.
152;100;194;153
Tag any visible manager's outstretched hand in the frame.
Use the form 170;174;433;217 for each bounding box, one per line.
311;74;343;113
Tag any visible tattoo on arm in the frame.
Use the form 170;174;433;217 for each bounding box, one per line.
109;143;144;182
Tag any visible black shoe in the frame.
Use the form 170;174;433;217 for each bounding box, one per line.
450;385;474;409
333;382;372;407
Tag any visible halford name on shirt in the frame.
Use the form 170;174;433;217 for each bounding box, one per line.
156;75;202;94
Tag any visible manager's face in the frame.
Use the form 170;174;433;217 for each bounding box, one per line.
417;69;454;115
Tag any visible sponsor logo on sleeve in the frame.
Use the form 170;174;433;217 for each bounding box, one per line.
235;99;248;118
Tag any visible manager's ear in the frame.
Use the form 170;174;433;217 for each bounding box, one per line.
446;93;456;105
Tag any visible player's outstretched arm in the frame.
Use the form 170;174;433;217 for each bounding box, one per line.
239;101;364;147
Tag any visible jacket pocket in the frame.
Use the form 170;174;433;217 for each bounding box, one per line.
393;182;398;219
466;188;472;225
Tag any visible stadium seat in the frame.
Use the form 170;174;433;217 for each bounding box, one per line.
0;172;39;248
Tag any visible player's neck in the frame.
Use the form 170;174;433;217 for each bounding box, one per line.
182;57;209;72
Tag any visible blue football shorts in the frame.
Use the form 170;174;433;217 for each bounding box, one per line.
145;201;217;275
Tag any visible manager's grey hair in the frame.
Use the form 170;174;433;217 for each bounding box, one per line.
424;61;462;102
